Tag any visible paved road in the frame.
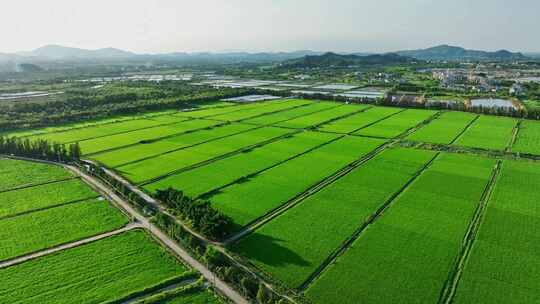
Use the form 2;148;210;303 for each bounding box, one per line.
0;223;140;269
69;165;250;304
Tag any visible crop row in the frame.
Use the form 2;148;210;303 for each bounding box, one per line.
0;198;128;261
455;115;517;151
210;99;311;122
318;106;401;134
212;136;386;230
275;104;364;129
242;101;341;126
144;131;340;197
407;111;478;144
0;230;188;303
0;178;96;219
0;158;72;192
453;160;540;303
306;153;496;304
355;108;437;138
119;126;294;183
232;148;436;287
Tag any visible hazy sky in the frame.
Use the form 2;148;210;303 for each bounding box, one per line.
2;0;538;53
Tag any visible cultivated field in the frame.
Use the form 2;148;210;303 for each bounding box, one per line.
4;98;540;303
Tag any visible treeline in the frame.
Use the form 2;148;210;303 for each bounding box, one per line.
155;188;233;240
0;136;81;162
0;83;254;131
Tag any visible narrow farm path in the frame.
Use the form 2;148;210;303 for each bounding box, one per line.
69;165;250;304
0;223;140;269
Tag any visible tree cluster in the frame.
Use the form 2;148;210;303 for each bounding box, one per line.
155;187;233;240
0;136;80;162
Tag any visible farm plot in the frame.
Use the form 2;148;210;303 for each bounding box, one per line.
118;127;294;183
29;116;185;144
453;160;540;303
80;119;221;155
318;106;402;134
175;101;267;118
210;99;311;121
231;148;436;287
242;101;340;126
3;109;180;138
0;178;96;218
144;131;339;197
455;115;517;150
212;136;386;229
157;288;224;304
92;123;255;168
275;104;365;129
512;120;540;155
354;108;437;138
0;198;128;261
0;230;188;304
407;111;478;144
306;153;496;304
0;158;72;192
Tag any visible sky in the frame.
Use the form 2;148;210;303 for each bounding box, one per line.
2;0;539;54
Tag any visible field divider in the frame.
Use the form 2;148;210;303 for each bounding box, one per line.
137;129;303;186
297;152;441;292
197;134;350;200
13;111;193;139
306;105;373;130
0;195;100;222
449;114;480;145
179;99;288;119
84;120;230;157
0;223;141;269
438;159;502;304
346;108;409;134
234;102;315;123
224;109;444;245
0;175;78;195
506;119;522;153
222;140;392;245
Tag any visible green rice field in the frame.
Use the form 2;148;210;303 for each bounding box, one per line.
0;231;188;304
4;98;540;303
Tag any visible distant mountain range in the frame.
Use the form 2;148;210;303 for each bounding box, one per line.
0;44;534;73
281;52;415;68
396;45;528;61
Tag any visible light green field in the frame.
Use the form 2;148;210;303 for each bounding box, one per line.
118;127;294;183
144;131;339;197
453;160;540;303
512;120;540;155
80;119;221;155
175;101;267;118
242;101;340;125
30;116;184;144
306;153;496;304
0;158;72;192
232;148;436;287
0;199;128;261
0;178;96;218
0;231;188;304
455;115;517;150
212;136;386;229
210;99;311;121
355;108;437;138
275;104;366;129
407;111;478;144
318;106;401;134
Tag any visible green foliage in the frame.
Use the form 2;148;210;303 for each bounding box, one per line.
0;136;80;162
155;188;233;240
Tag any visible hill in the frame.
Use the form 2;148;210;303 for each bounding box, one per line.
17;45;135;59
281;52;416;68
396;44;528;61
